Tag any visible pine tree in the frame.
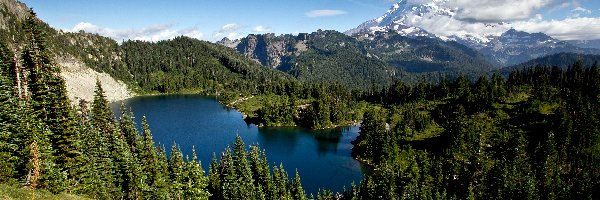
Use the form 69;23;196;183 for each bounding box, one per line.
169;143;186;199
208;152;221;200
232;135;256;199
25;113;67;194
140;117;168;199
184;146;211;199
0;42;19;182
73;102;113;198
119;104;142;155
219;147;237;199
249;145;273;198
117;106;145;199
352;108;387;164
20;11;80;193
91;79;115;134
291;169;307;200
155;145;171;199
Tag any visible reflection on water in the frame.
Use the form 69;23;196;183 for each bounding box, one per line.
111;94;364;195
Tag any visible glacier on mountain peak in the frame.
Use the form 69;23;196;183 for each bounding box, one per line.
347;0;509;44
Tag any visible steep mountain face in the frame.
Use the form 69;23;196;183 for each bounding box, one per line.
348;0;600;67
234;33;301;69
286;30;398;88
346;0;445;39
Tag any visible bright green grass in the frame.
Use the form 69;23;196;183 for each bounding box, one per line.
538;102;559;115
0;184;89;200
407;124;445;141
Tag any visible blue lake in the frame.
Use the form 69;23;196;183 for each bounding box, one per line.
111;94;364;195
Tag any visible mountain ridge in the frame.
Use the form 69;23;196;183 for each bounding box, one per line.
221;29;498;85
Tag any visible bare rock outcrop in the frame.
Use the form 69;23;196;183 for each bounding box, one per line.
57;56;133;103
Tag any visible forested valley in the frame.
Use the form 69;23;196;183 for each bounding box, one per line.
0;13;309;200
0;8;598;200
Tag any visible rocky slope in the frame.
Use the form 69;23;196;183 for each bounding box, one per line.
57;56;132;102
222;33;308;69
0;0;133;102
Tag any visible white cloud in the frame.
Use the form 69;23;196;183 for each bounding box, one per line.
572;6;591;13
514;17;600;40
220;23;241;32
213;23;245;40
252;25;271;33
381;0;600;41
305;10;347;18
409;12;600;41
570;6;592;18
444;0;552;23
71;22;204;42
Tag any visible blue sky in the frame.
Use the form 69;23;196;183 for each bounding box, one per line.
21;0;600;41
22;0;394;41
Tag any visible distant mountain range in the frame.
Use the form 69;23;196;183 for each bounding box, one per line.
346;0;600;67
218;29;499;87
216;0;600;84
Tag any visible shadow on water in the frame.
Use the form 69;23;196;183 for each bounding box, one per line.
256;127;302;154
313;128;343;156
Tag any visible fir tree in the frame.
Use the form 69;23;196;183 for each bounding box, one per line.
219;147;237;200
232;135;256;199
291;169;307;200
184;146;211;199
0;42;18;182
169;143;186;199
91;79;115;134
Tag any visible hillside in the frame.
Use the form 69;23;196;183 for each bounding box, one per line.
119;36;292;94
360;31;497;73
504;53;600;72
0;0;132;102
0;0;295;102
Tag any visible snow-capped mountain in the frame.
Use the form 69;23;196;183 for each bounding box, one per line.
345;0;502;43
347;0;600;66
